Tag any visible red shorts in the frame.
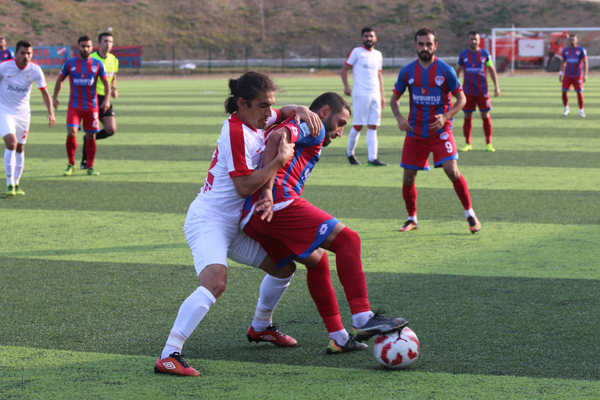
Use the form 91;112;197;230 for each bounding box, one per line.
243;198;339;268
562;76;584;92
66;108;100;133
401;132;458;171
463;93;492;113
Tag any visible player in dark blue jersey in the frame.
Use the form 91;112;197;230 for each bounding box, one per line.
0;37;15;62
560;34;588;117
390;27;481;234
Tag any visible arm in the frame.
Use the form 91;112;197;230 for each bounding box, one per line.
559;59;566;82
231;132;294;199
100;76;111;112
455;64;463;79
378;70;386;110
279;105;321;137
111;74;118;99
52;74;66;110
432;90;466;131
40;88;55;127
487;64;501;97
340;64;352;96
583;58;588;82
390;91;412;132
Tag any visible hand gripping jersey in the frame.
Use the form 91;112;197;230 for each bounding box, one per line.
393;57;463;139
344;46;383;96
189;109;282;224
562;46;587;78
457;49;492;96
240;117;326;226
60;56;107;110
0;60;47;114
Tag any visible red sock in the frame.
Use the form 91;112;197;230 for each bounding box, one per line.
562;92;569;107
463;118;472;144
402;184;417;217
66;136;77;166
577;92;584;110
85;137;97;168
452;174;472;210
482;116;492;145
327;227;370;314
305;252;344;333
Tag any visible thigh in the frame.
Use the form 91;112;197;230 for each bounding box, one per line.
401;135;431;171
431;132;459;167
81;109;100;133
66;108;82;130
366;94;382;126
184;209;238;276
463;94;477;113
352;95;369;125
477;94;492;112
14;114;31;144
0;114;16;139
228;228;267;268
573;78;584;92
562;77;574;91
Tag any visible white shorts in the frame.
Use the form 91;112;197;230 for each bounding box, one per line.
352;93;381;126
0;113;31;144
184;207;267;276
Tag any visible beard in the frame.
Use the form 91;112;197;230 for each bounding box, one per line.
418;50;434;62
322;115;335;147
363;40;374;49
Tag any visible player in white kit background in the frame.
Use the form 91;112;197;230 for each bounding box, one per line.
340;27;387;166
0;39;55;196
155;71;322;377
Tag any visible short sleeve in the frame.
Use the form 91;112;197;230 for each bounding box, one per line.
393;67;408;95
97;61;107;79
34;66;47;89
457;51;464;66
581;47;587;58
445;65;461;93
283;121;324;147
345;48;358;67
60;60;70;77
115;57;119;73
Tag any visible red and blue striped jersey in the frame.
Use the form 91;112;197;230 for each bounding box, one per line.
393;57;462;139
60;56;107;110
457;49;491;96
241;117;325;221
0;49;14;62
562;46;587;78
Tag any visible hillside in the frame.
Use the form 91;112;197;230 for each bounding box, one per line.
1;0;600;60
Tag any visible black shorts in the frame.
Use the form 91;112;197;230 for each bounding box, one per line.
97;95;115;119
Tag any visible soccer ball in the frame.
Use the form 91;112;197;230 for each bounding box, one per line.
373;327;420;370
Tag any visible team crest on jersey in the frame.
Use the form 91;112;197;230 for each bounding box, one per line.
576;50;581;56
481;57;486;63
435;76;445;86
289;124;299;141
408;79;414;85
440;132;449;140
91;65;98;73
421;87;429;95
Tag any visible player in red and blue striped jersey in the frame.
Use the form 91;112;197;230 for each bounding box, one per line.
52;36;110;176
0;37;15;62
390;27;481;234
560;34;588;117
241;92;408;354
456;31;500;152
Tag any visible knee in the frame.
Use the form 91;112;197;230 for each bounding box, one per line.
204;280;227;298
16;144;24;153
445;167;461;181
270;262;296;279
106;126;116;136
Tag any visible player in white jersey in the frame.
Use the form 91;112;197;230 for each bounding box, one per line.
340;27;387;166
155;71;322;377
0;40;55;196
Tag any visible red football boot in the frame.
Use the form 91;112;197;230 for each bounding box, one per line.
247;325;298;347
154;352;200;376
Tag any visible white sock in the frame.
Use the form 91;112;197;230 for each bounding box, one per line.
352;310;374;329
366;129;378;161
408;215;418;224
161;286;216;359
14;151;24;185
4;149;15;186
346;127;361;157
329;329;349;346
465;208;476;219
251;274;293;332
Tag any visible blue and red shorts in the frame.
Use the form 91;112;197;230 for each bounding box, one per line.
463;93;492;113
562;76;584;92
66;108;100;133
401;132;458;171
243;198;339;268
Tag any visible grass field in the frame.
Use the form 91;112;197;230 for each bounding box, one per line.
1;73;599;399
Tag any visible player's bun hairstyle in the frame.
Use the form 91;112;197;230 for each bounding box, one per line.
78;35;92;44
361;26;375;35
98;32;113;43
309;92;352;117
224;71;278;114
415;27;437;43
15;39;32;52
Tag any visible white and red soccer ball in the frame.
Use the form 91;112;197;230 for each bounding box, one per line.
373;327;420;369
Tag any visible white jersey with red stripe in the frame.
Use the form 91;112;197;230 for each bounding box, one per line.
0;60;47;115
188;109;282;224
344;46;382;96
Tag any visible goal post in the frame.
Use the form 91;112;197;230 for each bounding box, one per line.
484;27;600;74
